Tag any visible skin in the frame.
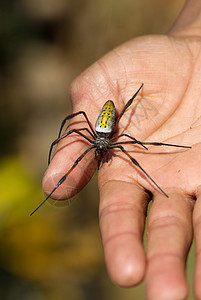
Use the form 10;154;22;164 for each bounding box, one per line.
42;0;201;299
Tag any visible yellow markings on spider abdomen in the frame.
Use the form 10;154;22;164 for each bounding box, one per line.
95;100;116;134
99;100;114;128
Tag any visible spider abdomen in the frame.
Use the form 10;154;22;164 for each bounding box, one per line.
95;100;115;135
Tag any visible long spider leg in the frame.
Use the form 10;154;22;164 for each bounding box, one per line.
58;111;96;139
48;128;95;165
30;144;96;216
139;141;191;149
110;140;148;150
115;83;143;127
110;133;148;150
109;144;169;198
97;153;103;170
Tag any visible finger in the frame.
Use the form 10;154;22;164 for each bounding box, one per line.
42;108;97;200
193;187;201;299
146;189;194;300
99;180;150;287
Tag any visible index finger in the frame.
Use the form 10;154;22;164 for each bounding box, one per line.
42;69;114;202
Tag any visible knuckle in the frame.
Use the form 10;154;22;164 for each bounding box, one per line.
148;215;186;231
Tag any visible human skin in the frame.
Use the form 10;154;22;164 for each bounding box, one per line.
42;0;201;299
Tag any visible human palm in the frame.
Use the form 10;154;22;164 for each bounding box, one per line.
43;34;201;299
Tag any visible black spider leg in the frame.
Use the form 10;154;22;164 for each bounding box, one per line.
110;138;191;150
95;149;109;169
48;128;95;164
58;111;96;139
110;133;148;150
109;144;169;198
30;144;96;216
115;83;143;129
106;150;109;163
138;141;191;149
94;150;104;169
97;154;103;170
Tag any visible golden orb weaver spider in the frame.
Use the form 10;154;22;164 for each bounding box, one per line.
30;84;191;215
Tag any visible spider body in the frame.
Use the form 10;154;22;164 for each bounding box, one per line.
30;83;191;216
94;100;116;158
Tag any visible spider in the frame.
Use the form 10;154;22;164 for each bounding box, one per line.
30;84;191;215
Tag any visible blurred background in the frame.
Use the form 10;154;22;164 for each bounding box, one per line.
0;0;196;299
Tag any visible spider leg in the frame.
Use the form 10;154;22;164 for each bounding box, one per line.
94;150;104;169
110;133;148;150
48;128;95;165
95;149;98;160
30;144;96;215
106;150;109;163
97;153;103;170
115;83;143;127
58;111;96;139
96;151;109;170
109;144;169;198
110;140;148;150
139;141;191;149
110;135;191;150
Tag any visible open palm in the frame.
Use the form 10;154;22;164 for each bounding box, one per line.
43;34;201;299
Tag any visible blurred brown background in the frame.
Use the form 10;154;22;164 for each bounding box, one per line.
0;0;196;299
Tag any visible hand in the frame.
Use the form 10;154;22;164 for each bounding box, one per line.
42;3;201;299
